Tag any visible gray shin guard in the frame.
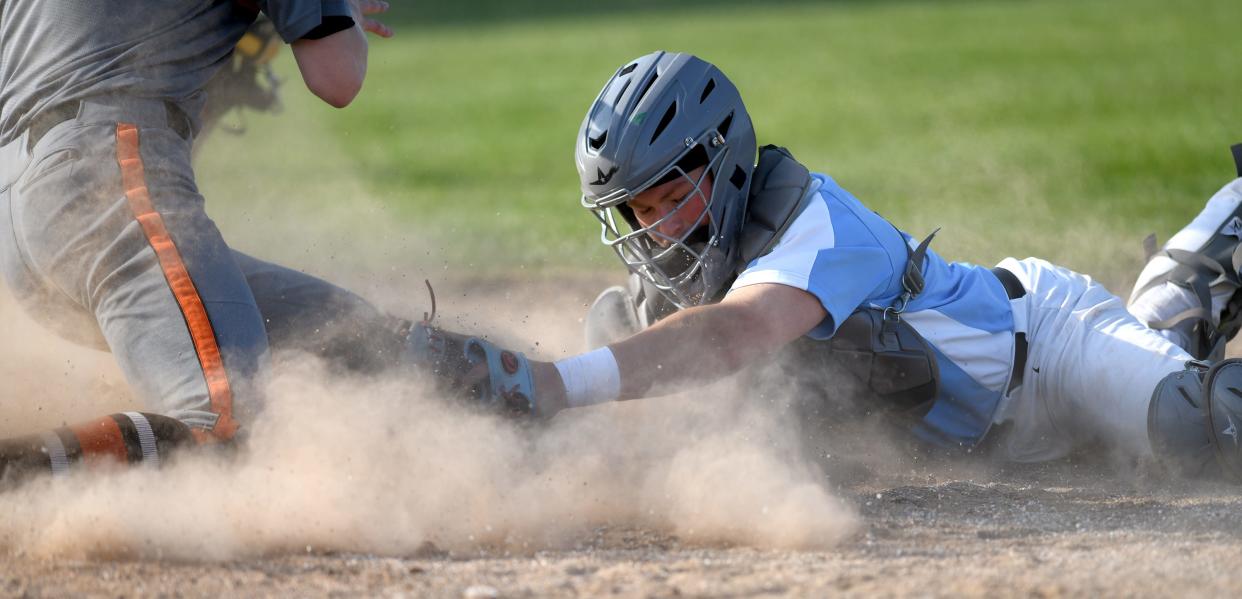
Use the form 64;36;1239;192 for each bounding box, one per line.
1148;364;1218;479
1204;359;1242;481
584;285;642;349
1134;195;1242;360
584;273;678;349
1149;358;1242;482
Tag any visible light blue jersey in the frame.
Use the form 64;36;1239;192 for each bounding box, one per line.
730;173;1016;447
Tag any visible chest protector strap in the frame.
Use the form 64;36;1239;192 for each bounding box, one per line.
737;145;941;415
832;229;942;417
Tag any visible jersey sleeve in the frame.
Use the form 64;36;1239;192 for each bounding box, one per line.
729;188;897;340
260;0;353;43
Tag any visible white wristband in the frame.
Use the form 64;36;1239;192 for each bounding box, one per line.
553;347;622;408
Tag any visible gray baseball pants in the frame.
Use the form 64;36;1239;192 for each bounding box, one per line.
0;97;409;439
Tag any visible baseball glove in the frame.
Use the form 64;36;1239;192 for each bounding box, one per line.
198;17;283;145
407;323;537;417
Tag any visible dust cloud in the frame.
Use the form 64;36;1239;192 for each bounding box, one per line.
0;267;858;561
0;89;859;559
0;288;136;436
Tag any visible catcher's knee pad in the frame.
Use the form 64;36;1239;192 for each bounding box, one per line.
1148;358;1242;482
1131;175;1242;360
1204;359;1242;481
584;285;642;349
1148;363;1216;478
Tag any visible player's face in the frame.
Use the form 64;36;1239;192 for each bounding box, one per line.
627;166;713;247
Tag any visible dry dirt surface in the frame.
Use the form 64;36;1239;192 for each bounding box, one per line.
5;466;1242;598
3;277;1242;598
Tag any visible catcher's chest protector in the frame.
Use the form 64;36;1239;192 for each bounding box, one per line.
739;146;940;416
619;146;942;413
812;310;939;416
734;146;817;267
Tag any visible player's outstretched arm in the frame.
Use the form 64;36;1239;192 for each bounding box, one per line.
532;283;828;412
291;0;393;108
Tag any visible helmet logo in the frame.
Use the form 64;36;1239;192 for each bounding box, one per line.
591;166;619;186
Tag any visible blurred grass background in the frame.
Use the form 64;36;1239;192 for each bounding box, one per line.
197;0;1242;291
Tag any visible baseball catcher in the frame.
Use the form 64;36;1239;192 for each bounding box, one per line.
423;51;1242;483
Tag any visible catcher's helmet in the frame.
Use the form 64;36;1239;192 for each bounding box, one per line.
576;51;757;308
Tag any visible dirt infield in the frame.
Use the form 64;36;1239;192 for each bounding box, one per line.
5;466;1241;598
3;277;1241;598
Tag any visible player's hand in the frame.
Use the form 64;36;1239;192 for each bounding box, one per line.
348;0;394;38
408;324;559;419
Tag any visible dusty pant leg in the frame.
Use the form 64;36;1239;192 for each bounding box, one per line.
996;257;1191;462
0;131;110;351
232;251;411;374
7;121;267;436
1125;282;1197;351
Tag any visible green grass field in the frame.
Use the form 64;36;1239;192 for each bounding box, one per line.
196;0;1242;288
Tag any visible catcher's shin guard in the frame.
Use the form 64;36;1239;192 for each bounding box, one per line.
0;412;193;488
1148;363;1217;479
1204;359;1242;481
1148;358;1242;482
584;285;642;349
1130;153;1242;360
584;273;676;349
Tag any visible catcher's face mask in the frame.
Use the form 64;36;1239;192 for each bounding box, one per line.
628;166;711;247
583;142;729;307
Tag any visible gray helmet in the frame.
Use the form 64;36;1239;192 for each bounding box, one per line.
576;51;757;308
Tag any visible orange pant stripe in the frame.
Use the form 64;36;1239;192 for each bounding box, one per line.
115;123;238;440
